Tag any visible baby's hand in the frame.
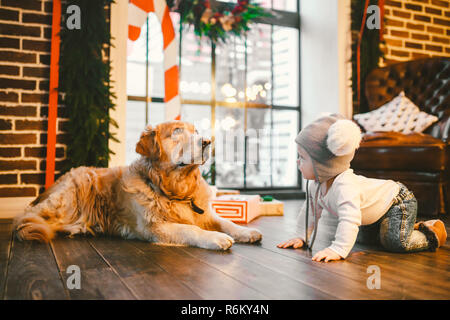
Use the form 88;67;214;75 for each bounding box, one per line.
277;238;304;249
312;248;342;262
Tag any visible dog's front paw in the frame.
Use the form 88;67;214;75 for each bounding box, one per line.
204;232;234;250
233;227;262;243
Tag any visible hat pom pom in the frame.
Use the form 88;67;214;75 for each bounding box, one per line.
327;119;362;156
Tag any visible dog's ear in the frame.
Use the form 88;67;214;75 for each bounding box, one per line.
136;126;161;160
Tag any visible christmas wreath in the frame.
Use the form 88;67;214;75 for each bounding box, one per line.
167;0;272;43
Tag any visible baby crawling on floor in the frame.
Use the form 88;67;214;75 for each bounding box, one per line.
277;114;447;262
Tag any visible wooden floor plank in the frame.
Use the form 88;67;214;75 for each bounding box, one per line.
0;198;448;300
4;237;68;300
344;251;449;299
304;214;450;292
51;236;111;271
249;214;339;255
267;238;435;299
180;244;339;300
131;241;270;300
250;212;449;299
89;237;203;300
228;242;406;299
0;222;13;299
371;248;450;273
177;245;335;300
51;237;136;300
248;224;421;299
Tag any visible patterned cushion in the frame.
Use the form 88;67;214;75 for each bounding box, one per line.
354;92;439;134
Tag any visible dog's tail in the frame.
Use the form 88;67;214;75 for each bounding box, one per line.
13;209;57;243
13;180;66;243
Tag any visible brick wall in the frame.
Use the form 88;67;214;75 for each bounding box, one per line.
0;0;68;198
382;0;450;64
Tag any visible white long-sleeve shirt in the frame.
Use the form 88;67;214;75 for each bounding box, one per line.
297;169;400;258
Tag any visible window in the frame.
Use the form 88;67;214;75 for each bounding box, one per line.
126;1;300;191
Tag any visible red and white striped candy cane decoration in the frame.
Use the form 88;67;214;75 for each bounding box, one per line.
128;0;181;121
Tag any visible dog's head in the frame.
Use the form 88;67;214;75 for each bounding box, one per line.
136;121;211;168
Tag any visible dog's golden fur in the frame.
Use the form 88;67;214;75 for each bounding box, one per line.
14;121;262;250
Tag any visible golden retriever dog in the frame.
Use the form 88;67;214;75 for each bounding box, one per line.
13;121;262;250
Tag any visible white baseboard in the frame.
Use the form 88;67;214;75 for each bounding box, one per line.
0;197;34;219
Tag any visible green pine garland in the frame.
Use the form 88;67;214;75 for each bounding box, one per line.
350;0;384;114
59;0;118;173
168;0;272;43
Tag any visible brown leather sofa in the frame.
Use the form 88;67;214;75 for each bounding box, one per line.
351;57;449;217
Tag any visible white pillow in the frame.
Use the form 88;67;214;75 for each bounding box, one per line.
353;91;439;134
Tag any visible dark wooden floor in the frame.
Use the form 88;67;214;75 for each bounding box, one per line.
1;200;449;300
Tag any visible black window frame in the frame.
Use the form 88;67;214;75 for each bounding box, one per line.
127;0;303;197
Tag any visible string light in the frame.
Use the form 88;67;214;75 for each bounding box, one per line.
190;81;200;93
221;116;236;130
225;97;237;103
221;83;237;97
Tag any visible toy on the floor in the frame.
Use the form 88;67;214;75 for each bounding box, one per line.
215;189;240;196
259;198;284;217
211;194;261;223
210;189;284;223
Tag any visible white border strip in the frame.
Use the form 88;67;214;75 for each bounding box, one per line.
109;0;128;167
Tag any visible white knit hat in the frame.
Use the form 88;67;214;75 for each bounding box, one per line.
295;113;362;183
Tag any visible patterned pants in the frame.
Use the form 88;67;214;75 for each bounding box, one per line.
356;182;430;253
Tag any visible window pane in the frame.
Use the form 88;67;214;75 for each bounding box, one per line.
245;108;271;187
181;104;212;134
273;0;297;12
271;109;299;186
125;9;301;191
180;28;212;101
215;36;246;103
221;0;272;9
258;0;272;8
126;101;146;165
147;13;165;98
214;106;245;188
246;24;272;105
273;26;299;107
127;13;165;98
126;101;165;165
126;24;146;97
224;0;298;11
147;102;165;126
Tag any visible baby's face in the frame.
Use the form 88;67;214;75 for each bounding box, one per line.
297;145;316;180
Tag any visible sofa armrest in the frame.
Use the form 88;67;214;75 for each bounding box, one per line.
361;131;442;146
